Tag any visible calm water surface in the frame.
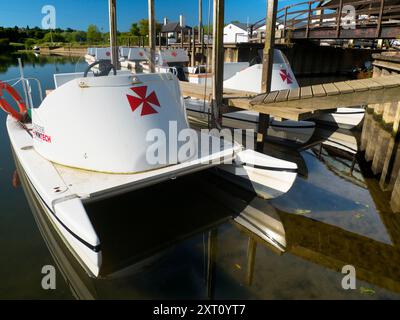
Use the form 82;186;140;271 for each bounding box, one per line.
1;53;400;299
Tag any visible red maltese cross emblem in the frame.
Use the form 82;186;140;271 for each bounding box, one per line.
127;86;161;116
279;69;293;84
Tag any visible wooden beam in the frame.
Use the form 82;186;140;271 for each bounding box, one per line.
148;0;156;73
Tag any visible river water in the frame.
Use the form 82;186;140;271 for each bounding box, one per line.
0;53;400;299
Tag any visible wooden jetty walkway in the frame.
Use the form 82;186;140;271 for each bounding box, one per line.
180;74;400;121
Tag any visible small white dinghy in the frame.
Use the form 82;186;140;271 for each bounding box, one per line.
312;107;366;130
188;49;364;131
1;63;298;276
184;50;316;144
185;99;316;145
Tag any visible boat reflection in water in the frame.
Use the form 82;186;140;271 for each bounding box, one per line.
15;116;400;299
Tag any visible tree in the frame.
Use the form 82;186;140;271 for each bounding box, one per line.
43;32;65;43
137;19;162;37
87;24;102;44
130;23;140;37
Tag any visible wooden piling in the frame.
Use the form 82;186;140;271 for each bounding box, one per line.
211;0;225;128
391;171;400;213
108;0;119;69
372;128;391;175
148;0;156;73
258;0;278;149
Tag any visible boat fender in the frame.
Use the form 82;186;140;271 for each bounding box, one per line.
0;81;28;121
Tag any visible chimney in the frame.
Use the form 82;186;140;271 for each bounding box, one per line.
179;15;185;27
163;17;168;26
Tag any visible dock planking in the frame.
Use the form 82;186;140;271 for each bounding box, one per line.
180;75;400;122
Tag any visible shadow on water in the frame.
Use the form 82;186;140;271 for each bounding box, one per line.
2;54;400;299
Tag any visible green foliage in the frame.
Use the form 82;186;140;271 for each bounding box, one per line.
130;23;140;36
0;38;12;52
24;38;36;50
87;24;103;44
42;32;65;43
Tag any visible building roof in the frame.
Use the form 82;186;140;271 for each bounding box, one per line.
161;22;192;33
228;22;250;31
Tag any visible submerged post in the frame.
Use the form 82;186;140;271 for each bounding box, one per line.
108;0;119;70
258;0;278;149
211;0;225;128
148;0;156;73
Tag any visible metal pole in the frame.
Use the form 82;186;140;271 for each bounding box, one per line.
148;0;156;73
211;0;224;129
17;58;30;110
108;0;119;70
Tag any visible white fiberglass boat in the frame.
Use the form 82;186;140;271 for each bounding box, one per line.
186;49;364;131
1;61;298;276
184;50;316;145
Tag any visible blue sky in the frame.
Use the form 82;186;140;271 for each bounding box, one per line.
0;0;299;32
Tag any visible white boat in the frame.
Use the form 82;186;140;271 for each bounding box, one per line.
184;50;316;145
185;99;316;145
1;61;298;276
312;107;366;130
186;49;364;131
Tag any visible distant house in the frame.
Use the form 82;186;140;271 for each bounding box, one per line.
224;21;285;43
223;22;250;43
161;15;192;45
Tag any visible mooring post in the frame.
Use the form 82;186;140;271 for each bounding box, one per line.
198;0;203;44
376;0;385;38
148;0;156;73
258;0;278;150
108;0;119;70
336;0;343;38
199;0;204;64
211;0;225;129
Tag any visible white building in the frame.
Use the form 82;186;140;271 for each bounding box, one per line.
224;21;285;43
223;22;250;43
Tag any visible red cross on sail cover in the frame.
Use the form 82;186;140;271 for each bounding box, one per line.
279;69;293;84
127;86;161;116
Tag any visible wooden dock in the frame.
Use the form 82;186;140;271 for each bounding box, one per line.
180;74;400;121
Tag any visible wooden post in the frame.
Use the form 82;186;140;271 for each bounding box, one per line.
188;29;192;66
181;29;184;48
148;0;156;73
211;0;225;128
376;0;385;38
336;0;343;38
283;7;288;39
108;0;119;69
259;0;278;149
306;1;312;38
199;0;203;44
